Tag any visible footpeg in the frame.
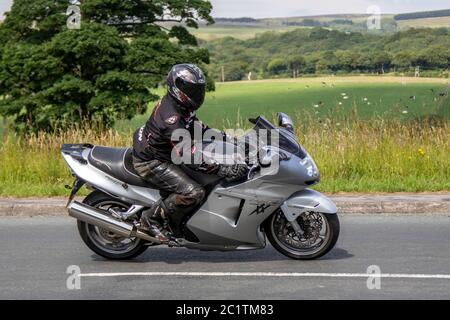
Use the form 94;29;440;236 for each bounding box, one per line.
168;238;182;247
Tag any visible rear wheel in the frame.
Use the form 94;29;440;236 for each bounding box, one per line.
264;210;340;260
77;191;148;260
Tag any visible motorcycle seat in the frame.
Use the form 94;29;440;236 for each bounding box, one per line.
88;146;155;188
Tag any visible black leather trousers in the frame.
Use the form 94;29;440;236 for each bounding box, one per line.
132;156;205;223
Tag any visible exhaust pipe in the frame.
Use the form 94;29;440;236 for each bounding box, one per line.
68;201;160;243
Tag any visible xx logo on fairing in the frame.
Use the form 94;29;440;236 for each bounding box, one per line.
249;204;271;216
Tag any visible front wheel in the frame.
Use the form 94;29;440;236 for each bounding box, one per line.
264;210;340;260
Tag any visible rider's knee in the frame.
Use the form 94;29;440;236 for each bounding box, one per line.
171;185;205;208
190;186;205;204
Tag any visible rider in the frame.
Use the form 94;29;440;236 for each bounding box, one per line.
132;64;248;242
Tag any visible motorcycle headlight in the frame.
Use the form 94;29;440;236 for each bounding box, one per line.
300;156;319;178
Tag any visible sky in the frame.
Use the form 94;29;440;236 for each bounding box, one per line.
1;0;450;19
210;0;450;18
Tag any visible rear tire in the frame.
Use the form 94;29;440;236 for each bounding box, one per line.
77;191;148;260
264;211;340;260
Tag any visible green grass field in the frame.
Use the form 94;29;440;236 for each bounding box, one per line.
397;16;450;29
118;77;450;132
1;77;449;197
190;26;301;41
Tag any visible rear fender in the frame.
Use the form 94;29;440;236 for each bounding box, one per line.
61;146;160;206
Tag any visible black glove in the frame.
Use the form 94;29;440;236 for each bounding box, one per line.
196;162;220;175
217;164;249;182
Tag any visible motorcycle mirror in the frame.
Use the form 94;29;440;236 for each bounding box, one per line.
277;112;294;133
260;147;277;168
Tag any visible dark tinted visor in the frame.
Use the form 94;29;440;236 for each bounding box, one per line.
176;78;206;105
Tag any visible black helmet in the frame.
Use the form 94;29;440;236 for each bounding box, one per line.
167;64;206;111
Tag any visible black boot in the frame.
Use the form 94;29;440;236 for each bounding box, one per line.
139;202;170;243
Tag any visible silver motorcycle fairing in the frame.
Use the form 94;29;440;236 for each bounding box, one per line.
186;183;302;248
62;149;160;206
280;189;338;222
185;153;313;248
63;143;337;250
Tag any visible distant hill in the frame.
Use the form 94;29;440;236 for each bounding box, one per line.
192;10;449;41
204;27;450;81
210;14;392;28
210;9;450;28
214;17;259;24
394;9;450;21
203;13;399;36
192;14;396;40
260;14;388;25
397;16;450;30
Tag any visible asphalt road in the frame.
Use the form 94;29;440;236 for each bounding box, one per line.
1;214;450;300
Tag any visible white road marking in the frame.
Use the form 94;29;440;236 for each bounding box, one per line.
79;272;450;279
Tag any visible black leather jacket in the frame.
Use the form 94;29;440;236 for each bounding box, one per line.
133;94;214;163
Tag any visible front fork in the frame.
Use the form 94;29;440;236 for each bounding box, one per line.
280;202;306;236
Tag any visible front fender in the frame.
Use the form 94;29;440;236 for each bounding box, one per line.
280;189;337;222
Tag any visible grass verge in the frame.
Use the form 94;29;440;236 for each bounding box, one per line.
0;118;448;197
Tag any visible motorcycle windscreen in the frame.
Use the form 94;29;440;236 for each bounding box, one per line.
250;116;307;159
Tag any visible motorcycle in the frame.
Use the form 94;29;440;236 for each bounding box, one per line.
61;113;340;260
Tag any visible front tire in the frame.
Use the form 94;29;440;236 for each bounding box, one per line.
77;191;148;260
264;210;340;260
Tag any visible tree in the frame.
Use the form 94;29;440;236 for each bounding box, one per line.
0;0;214;132
222;61;249;82
288;55;306;76
315;51;339;73
418;46;450;69
267;58;287;75
372;52;392;74
392;51;416;70
203;27;450;80
335;50;354;72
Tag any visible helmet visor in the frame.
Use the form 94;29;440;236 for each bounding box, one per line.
176;78;206;107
